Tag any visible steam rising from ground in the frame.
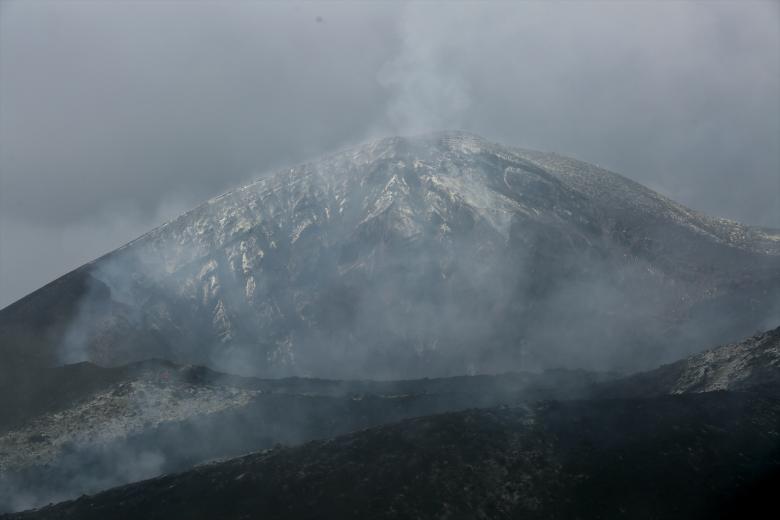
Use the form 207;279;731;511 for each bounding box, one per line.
377;3;470;135
2;1;778;307
1;3;778;515
51;135;779;379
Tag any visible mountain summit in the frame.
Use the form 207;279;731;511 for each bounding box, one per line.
2;132;778;378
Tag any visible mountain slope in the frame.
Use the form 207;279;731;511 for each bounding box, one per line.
597;325;780;398
7;392;779;520
4;324;780;513
1;133;778;378
4;322;780;514
0;360;606;513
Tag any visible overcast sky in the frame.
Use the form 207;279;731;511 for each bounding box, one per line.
1;0;778;307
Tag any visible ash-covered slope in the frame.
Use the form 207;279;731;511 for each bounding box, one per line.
8;393;779;520
4;325;780;515
0;359;605;513
2;133;778;377
597;325;780;398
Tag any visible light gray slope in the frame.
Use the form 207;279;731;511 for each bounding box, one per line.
1;133;778;378
598;325;780;398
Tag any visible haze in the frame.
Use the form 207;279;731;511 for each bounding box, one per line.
1;0;778;308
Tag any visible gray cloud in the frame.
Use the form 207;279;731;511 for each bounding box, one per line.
1;0;778;307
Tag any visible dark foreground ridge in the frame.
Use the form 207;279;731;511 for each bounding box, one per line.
3;327;780;513
6;391;779;520
0;361;607;512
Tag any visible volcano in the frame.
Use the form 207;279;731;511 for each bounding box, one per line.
2;132;778;379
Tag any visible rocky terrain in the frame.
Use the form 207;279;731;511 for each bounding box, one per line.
597;325;780;398
6;391;778;520
1;133;778;379
3;326;780;514
0;361;607;512
1;133;778;517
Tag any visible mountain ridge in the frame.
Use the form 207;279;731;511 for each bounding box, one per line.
2;322;779;514
1;132;778;379
7;391;778;520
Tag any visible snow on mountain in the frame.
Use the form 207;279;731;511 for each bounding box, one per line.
1;132;778;378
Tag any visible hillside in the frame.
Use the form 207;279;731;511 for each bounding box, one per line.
7;392;778;520
1;133;778;379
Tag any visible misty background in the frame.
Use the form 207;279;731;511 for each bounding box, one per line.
1;0;778;308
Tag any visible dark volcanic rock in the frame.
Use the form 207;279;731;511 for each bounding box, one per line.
0;361;607;513
6;391;779;520
4;325;780;515
1;133;778;378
